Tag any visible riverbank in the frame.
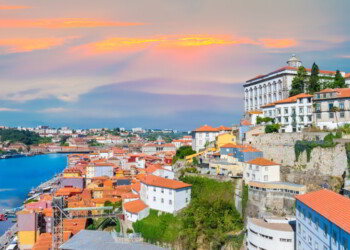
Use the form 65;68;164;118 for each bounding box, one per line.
0;154;68;237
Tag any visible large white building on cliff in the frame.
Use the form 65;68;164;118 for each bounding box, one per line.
243;55;350;114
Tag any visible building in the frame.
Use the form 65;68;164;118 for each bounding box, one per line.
313;88;350;129
247;217;296;250
244;54;349;113
17;210;39;250
192;125;232;152
261;93;313;133
86;163;114;179
296;189;350;250
216;132;236;150
140;175;192;214
141;143;176;155
220;144;263;162
243;158;280;183
123;199;149;222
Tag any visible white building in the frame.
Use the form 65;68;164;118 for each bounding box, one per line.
123;199;149;222
86;163;114;179
243;158;280;183
132;127;144;133
172;136;193;149
141;143;176;155
247;217;296;250
99;150;113;159
261;93;313;133
244;54;349;113
192;125;231;152
140;175;192;214
313;88;350;129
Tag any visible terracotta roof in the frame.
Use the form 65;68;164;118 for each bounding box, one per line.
296;189;350;234
316;88;350;99
217;125;232;131
92;197;121;204
131;182;141;193
240;148;261;153
143;143;175;148
120;193;140;199
345;73;350;79
124;199;148;214
221;143;247;148
64;218;87;235
247;66;341;83
55;187;83;196
246;157;278;166
240;119;252;126
195;125;218;132
248;110;263;115
141;175;191;189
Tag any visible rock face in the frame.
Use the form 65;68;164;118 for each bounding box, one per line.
248;133;348;177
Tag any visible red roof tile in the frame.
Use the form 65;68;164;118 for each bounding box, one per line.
296;189;350;234
141;175;191;189
246;157;279;166
317;88;350;99
195;125;218;132
124;199;148;214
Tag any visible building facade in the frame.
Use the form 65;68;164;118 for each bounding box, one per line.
140;175;192;214
313;88;350;129
243;158;280;183
296;189;350;250
192;125;231;152
244;55;349;113
247;217;296;250
261;93;313;133
86;163;114;179
141;143;176;155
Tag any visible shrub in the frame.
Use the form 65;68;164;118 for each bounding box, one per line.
256;116;275;125
265;124;280;133
126;228;133;234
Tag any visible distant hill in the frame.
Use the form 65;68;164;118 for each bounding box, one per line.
0;128;51;145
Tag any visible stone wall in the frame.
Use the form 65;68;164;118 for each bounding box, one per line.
247;132;348;177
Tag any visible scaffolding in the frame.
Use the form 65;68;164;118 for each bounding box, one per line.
51;197;122;250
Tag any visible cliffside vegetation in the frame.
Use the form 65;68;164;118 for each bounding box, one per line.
294;132;342;162
172;146;196;164
132;176;243;249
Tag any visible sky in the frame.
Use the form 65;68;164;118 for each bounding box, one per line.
1;0;350;130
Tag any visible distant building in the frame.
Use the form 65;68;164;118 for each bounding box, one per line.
247;217;296;250
296;189;350;250
86;163;114;179
192;125;231;152
313;88;350;129
140;175;191;214
123;199;149;222
216;133;236;150
141;143;176;155
261;93;313;133
244;54;350;114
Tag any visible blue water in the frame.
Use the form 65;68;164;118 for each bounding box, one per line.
0;154;67;236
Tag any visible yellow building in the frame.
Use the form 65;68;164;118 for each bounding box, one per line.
216;133;236;150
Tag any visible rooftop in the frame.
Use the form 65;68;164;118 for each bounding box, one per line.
261;93;313;108
141;175;191;190
124;199;148;214
316;88;350;99
246;157;279;166
249;217;295;232
296;189;350;234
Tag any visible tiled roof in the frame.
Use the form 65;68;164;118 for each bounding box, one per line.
91;197;121;204
262;93;313;108
55;187;83;196
143;143;176;148
64;218;87;235
248;110;263;114
247;66;343;83
240;148;261;153
345;73;350;79
195;125;218;132
120;193;140;199
141;175;191;189
296;189;350;234
240;119;252;126
124;199;148;214
316;88;350;98
246;157;278;166
221;143;237;148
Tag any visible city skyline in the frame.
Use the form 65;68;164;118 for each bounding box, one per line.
1;0;350;130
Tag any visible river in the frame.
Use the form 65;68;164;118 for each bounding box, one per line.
0;154;67;236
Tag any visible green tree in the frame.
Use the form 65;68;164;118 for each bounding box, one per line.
192;157;199;166
289;66;307;96
307;62;321;94
332;70;346;89
265;124;280;133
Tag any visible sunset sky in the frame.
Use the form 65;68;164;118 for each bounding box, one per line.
1;0;350;130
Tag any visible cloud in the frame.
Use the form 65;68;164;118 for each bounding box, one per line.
0;37;78;53
0;188;16;192
0;108;21;112
75;35;297;54
259;38;298;48
0;5;31;10
339;55;350;59
0;18;146;28
38;107;66;113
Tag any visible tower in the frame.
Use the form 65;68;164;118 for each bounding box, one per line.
287;54;302;68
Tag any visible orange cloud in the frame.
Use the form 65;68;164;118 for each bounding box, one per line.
259;38;298;48
0;18;146;28
0;5;31;10
165;36;258;47
0;37;77;53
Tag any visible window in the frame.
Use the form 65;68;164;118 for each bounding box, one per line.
269;110;272;116
298;222;301;234
249;165;252;170
317;113;321;119
284;108;288;114
308;106;312;113
161;198;164;203
340;102;345;110
186;189;188;193
153;197;156;202
299;107;304;114
265;166;268;171
292;108;296;115
186;198;188;203
329;102;334;111
323;246;327;250
153;187;156;192
277;108;281;115
329;113;334;118
284;117;289;123
316;94;320;99
246;173;250;178
344;237;348;250
161;188;164;193
340;112;345;118
323;224;328;238
303;230;306;240
315;217;319;231
316;103;321;112
308;116;312;122
308;212;312;225
308;235;312;245
264;175;268;181
300;116;304;122
315;242;318;250
169;200;172;205
332;231;337;245
169;189;172;195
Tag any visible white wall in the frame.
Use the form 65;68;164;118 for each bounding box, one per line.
152;169;175;179
243;163;280;183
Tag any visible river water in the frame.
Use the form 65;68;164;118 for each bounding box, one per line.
0;154;67;236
